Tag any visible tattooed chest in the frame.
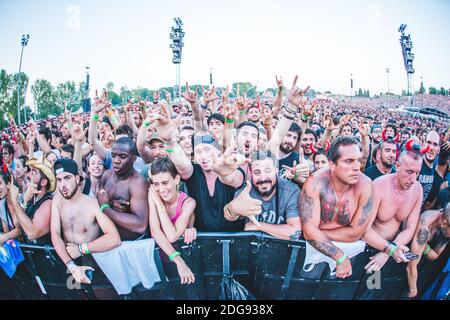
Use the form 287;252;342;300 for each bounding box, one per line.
320;191;352;225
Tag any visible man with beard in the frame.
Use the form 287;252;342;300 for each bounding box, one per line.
363;149;424;272
364;139;397;180
9;157;55;245
223;150;302;240
365;124;383;170
419;131;443;209
300;136;374;278
51;158;121;284
236;122;259;159
246;105;262;127
97;137;149;241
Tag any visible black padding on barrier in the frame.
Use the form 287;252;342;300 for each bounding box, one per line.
0;233;446;300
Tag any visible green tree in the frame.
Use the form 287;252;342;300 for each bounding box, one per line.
357;88;363;96
32;79;57;119
429;87;437;94
231;82;257;98
54;81;81;113
439;87;446;95
119;86;132;104
0;70;29;127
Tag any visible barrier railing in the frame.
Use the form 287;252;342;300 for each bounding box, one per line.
0;232;448;300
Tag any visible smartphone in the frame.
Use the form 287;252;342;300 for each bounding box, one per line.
85;269;94;282
404;252;419;261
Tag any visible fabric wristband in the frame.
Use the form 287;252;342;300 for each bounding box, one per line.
336;253;347;265
239;110;246;115
169;251;181;262
226;119;235;123
423;245;430;256
293;172;299;180
100;203;110;213
143;120;151;127
93;113;100;121
66;260;76;272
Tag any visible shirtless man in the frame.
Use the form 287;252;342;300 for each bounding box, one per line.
97;137;149;240
301;136;374;278
363;149;424;272
406;204;450;298
51;159;121;284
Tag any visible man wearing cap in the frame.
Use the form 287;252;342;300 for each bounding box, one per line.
9;157;55;245
51;158;121;284
365;124;383;170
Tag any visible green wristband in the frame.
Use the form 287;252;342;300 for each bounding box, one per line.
240;110;246;115
83;242;91;255
100;203;110;213
169;251;181;262
336;253;347;265
389;245;396;257
143;120;151;127
226;119;235;123
423;245;430;256
293;172;299;180
93;113;99;121
165;148;174;153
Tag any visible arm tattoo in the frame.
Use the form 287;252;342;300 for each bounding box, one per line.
358;193;373;226
319;177;336;223
289;230;302;241
417;226;430;246
300;192;314;224
309;239;338;258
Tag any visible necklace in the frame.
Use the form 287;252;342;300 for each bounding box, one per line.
392;176;406;197
329;174;351;215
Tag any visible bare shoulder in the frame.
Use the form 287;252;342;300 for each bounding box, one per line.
372;173;392;187
80;194;100;207
184;197;196;208
130;171;149;190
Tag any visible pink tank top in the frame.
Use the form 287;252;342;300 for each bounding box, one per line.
169;192;188;224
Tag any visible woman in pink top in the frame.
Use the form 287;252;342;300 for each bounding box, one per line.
148;157;197;284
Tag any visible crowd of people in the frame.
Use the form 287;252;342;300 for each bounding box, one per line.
0;75;449;299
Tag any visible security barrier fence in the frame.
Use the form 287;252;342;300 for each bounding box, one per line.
0;232;448;300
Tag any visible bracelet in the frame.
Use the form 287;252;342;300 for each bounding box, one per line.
78;244;84;256
93;113;99;121
165;148;174;153
239;110;246;115
336;253;347;265
169;251;181;262
226;119;235;123
66;260;77;272
423;245;430;256
143;120;151;127
293;172;299;180
82;243;91;255
389;244;396;257
100;203;110;213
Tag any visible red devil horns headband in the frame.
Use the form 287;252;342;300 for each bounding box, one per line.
405;139;430;154
310;142;330;155
381;128;400;143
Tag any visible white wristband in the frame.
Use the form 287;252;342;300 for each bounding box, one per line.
66;260;77;272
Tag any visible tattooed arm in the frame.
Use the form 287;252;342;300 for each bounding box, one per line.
406;210;437;298
300;175;344;261
323;179;374;242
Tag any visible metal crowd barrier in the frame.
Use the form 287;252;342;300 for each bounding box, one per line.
0;232;448;300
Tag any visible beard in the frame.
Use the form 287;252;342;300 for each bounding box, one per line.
381;159;394;169
253;178;277;197
280;142;294;154
60;186;77;200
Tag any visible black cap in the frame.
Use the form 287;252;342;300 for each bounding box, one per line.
54;158;79;177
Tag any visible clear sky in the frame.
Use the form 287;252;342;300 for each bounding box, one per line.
1;0;449;104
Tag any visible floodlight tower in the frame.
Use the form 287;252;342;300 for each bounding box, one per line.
398;24;415;96
170;17;185;103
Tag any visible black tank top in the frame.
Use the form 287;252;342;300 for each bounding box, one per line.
25;193;53;245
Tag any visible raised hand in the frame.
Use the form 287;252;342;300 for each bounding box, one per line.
359;120;369;137
231;180;262;218
151;105;180;142
181;82;199;104
215;144;248;172
202;85;219;105
286;75;310;107
275;75;284;90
